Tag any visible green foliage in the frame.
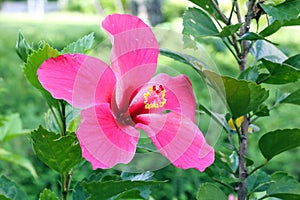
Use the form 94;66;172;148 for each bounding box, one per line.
39;189;59;200
0;175;28;200
62;32;95;54
196;183;227;200
281;89;300;105
16;32;33;63
31;126;82;174
259;129;300;160
246;170;272;194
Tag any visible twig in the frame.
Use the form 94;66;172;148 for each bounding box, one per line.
209;0;229;24
235;1;242;24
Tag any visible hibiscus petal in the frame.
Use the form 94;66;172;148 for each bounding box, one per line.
135;112;214;172
77;104;139;169
130;73;196;122
38;54;116;108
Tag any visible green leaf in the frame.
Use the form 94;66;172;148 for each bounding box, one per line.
114;190;143;200
183;7;219;42
73;173;103;200
267;172;300;199
62;32;94;54
258;59;300;84
0;148;37;178
250;40;287;63
39;189;59;200
238;65;259;82
16;32;33;62
187;0;221;19
247;170;272;193
24;43;60;107
260;17;300;37
0;176;28;200
82;180;164;200
281;89;300;105
239;32;276;45
253;104;270;117
205;71;269;118
284;54;300;69
31;126;82;174
0;194;10;200
218;23;242;37
260;0;300;21
259;129;300;160
196;183;227;200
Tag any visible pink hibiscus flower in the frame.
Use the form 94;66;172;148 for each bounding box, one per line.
37;14;214;171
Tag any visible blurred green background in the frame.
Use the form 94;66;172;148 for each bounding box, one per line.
0;0;299;199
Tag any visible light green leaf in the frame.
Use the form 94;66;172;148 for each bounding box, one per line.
250;40;287;63
24;43;60;107
260;17;300;37
260;0;300;21
205;71;269;118
247;170;272;193
62;32;94;54
239;32;276;45
284;54;300;69
258;59;300;84
183;7;219;42
0;176;28;200
39;189;59;200
82;180;164;200
218;23;242;37
196;183;227;200
267;172;300;199
31;126;82;174
0;148;37;178
281;89;300;105
259;129;300;160
16;32;33;62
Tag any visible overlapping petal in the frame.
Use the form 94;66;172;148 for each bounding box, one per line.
38;54;116;108
77;104;139;169
135;112;214;172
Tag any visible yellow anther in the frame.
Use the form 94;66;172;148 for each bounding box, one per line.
143;85;167;110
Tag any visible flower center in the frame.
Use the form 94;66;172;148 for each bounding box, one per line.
143;84;167;109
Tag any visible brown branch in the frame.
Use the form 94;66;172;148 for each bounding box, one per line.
209;0;229;24
235;1;242;24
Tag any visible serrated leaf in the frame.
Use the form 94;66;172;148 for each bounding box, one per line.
82;180;164;200
259;129;300;160
259;59;300;84
62;32;94;54
0;176;28;200
281;89;300;105
205;71;269;118
183;7;219;43
24;43;60;107
284;54;300;69
0;148;37;178
250;40;287;63
267;172;300;198
31;126;82;174
16;32;33;62
218;23;242;37
247;170;272;193
196;183;227;200
260;0;300;21
260;17;300;37
39;189;59;200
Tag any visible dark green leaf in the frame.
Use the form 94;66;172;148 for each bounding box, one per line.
267;172;300;199
260;17;300;37
259;129;300;160
73;173;103;200
250;40;287;63
0;194;10;200
62;32;94;54
218;23;242;37
82;180;164;200
239;32;276;45
0;148;37;178
24;43;60;107
260;0;300;21
244;156;254;167
281;89;300;105
196;183;227;200
187;0;221;19
183;7;219;43
259;59;300;84
284;54;300;69
39;189;59;200
247;170;272;193
31;126;82;174
115;190;143;200
16;32;33;62
0;176;28;200
205;71;269;118
253;104;270;117
238;65;259;82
